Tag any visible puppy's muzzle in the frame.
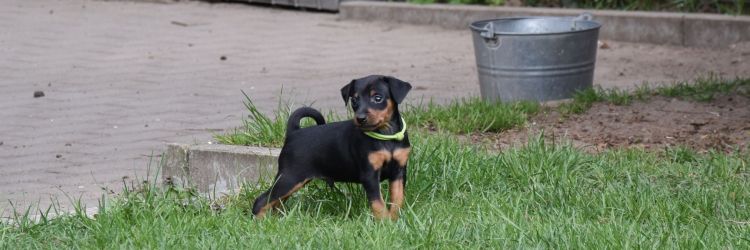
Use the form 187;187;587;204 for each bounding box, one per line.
355;115;367;125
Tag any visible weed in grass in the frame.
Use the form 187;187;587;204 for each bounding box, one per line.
557;87;600;115
217;92;541;147
633;82;653;101
213;90;289;147
214;90;342;147
559;76;750;116
558;87;635;115
656;76;749;102
600;88;633;105
404;98;540;134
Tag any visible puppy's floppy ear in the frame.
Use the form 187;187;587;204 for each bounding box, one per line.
384;76;412;104
340;79;355;106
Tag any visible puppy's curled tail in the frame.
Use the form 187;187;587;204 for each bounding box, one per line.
286;107;325;135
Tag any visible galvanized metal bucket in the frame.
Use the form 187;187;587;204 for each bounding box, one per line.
469;14;601;102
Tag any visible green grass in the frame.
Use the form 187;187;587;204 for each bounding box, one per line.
2;134;749;248
556;86;641;114
6;77;749;248
404;99;540;134
559;76;750;115
656;77;749;101
215;94;541;147
214;91;341;148
217;76;748;147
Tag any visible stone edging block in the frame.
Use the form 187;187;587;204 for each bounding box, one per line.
339;1;750;48
162;143;280;194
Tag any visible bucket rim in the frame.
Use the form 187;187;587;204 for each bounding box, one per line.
469;16;601;36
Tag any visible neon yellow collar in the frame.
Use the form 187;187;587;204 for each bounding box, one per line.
363;118;406;141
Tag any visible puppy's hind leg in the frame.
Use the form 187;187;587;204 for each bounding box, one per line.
252;173;309;218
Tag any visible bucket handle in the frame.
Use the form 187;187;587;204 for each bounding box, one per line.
479;22;502;48
479;22;495;39
571;12;593;30
574;12;593;21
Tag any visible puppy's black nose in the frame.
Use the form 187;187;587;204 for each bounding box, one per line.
356;115;367;125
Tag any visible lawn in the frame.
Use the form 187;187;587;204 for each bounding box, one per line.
2;77;749;248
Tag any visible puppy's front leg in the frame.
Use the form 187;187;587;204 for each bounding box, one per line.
388;169;405;220
389;147;410;220
362;176;388;220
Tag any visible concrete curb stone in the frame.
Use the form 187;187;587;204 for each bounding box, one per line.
163;143;279;194
339;1;750;48
684;14;750;47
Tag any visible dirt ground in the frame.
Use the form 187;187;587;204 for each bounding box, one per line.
478;93;750;153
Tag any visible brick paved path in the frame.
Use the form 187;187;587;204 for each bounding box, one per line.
1;0;748;216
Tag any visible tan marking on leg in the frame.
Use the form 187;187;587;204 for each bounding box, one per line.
368;150;391;171
281;180;310;200
256;200;278;219
392;147;411;167
388;179;404;220
256;207;267;218
371;199;388;220
255;179;310;218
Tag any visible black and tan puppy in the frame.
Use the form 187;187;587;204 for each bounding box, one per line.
252;75;412;220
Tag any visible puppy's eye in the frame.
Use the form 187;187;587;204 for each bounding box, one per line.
351;98;359;109
371;95;383;104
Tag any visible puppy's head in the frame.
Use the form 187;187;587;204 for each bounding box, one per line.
340;75;412;131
